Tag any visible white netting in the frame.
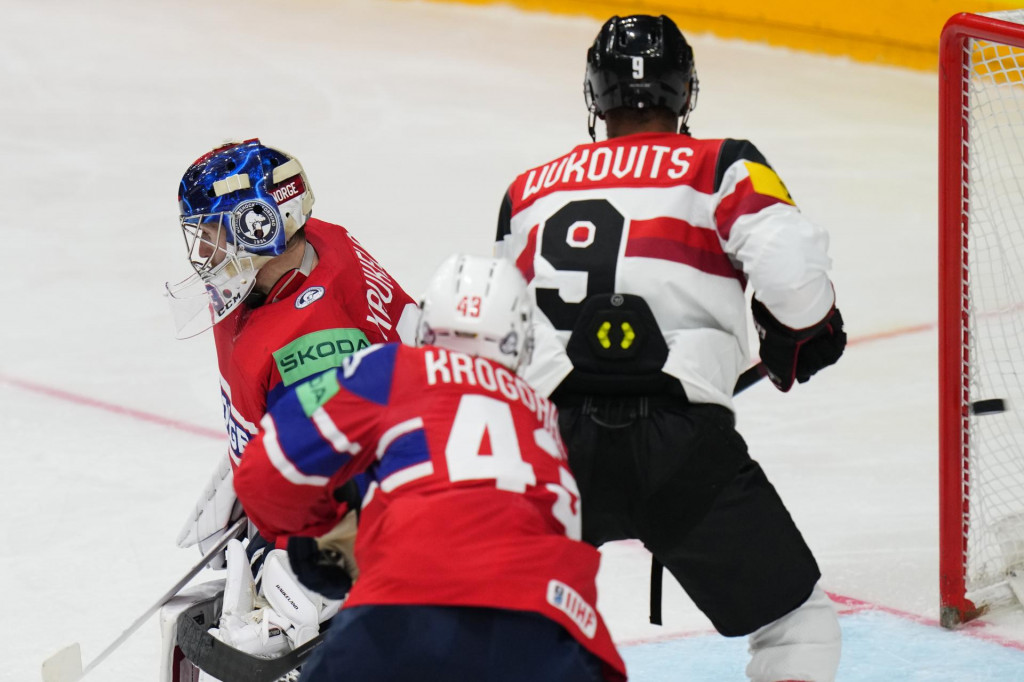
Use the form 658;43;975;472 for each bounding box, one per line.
963;9;1024;603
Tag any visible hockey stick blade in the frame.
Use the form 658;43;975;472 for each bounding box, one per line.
40;517;247;682
176;602;326;682
734;362;767;395
41;644;82;682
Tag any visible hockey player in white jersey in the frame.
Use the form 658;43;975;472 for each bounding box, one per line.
495;14;846;682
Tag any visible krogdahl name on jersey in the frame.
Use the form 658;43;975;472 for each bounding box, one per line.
424;348;561;440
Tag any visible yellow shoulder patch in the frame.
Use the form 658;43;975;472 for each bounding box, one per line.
744;161;795;205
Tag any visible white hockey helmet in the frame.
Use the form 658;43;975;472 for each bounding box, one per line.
416;255;533;372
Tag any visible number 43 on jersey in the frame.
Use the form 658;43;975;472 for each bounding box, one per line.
445;394;582;540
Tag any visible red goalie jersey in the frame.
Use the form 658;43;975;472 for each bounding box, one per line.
213;218;417;465
235;342;626;681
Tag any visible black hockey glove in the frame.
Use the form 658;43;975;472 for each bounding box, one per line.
286;536;354;601
751;298;846;392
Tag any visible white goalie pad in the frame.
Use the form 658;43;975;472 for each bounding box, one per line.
159;579;226;682
177;454;245;569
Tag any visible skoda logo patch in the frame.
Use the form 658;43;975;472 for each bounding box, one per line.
232;199;280;249
296;286;326;309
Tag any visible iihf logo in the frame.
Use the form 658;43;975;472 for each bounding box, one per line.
547;579;597;638
232;199;279;249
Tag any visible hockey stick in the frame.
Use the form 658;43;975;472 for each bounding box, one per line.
176;597;327;682
41;518;247;682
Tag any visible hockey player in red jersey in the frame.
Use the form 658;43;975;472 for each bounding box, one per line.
494;15;845;682
234;255;627;681
160;139;418;679
168;138;418;473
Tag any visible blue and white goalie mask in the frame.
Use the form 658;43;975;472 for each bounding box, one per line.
165;139;315;338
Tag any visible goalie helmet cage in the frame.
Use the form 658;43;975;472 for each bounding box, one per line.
939;9;1024;628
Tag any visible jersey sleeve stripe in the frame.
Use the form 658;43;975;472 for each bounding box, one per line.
376;417;426;459
263;390;356;479
312;407;362;456
625;216;745;283
715;177;797;240
376;423;433;492
260;414;330;487
380;460;434;493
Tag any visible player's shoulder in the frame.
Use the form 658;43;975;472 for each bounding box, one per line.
711;138;767;167
333;342;409;405
304;217;356;260
304;216;351;238
709;138;774;189
301;218;367;295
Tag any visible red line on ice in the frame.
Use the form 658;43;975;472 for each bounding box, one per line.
1;323;934;436
615;587;1024;651
0;373;223;440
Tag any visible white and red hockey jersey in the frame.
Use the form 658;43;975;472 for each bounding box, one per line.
234;343;626;681
495;131;835;407
213;218;418;465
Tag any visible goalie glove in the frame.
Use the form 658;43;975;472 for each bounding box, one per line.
177;453;245;569
751;297;846;392
211;539;341;659
286;510;359;601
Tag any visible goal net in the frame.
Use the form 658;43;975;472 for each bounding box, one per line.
939;9;1024;627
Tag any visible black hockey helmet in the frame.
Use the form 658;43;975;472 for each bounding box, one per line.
584;15;698;123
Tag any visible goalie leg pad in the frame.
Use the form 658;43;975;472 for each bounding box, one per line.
745;584;840;682
177;454;245;570
159;580;226;682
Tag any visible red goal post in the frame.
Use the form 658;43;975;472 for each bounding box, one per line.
939;10;1024;628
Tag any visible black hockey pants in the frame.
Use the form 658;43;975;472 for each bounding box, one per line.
556;394;821;636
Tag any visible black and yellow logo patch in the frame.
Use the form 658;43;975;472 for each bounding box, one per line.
596;320;637;351
744;161;794;205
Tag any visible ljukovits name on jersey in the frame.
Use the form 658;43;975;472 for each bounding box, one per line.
519;142;694;202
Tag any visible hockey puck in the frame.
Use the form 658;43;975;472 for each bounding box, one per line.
970;398;1006;415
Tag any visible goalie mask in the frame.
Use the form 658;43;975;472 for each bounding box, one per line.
166;138;315;338
416;255;534;372
584;15;699;136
